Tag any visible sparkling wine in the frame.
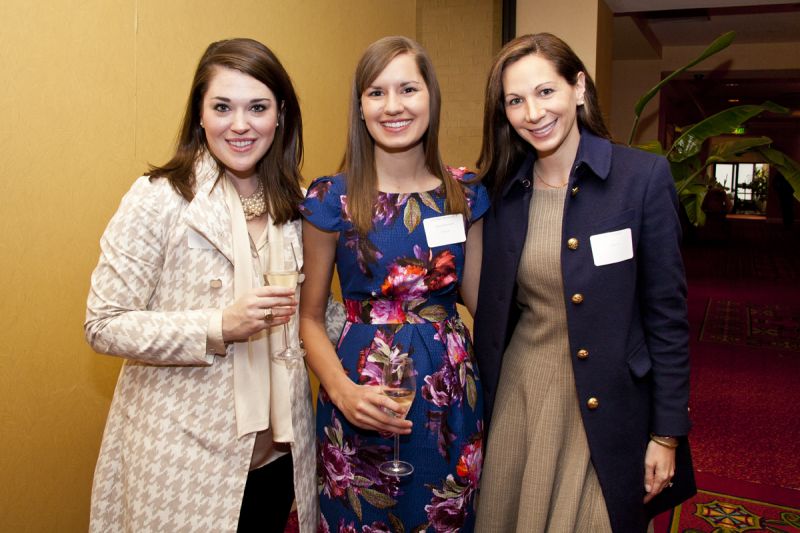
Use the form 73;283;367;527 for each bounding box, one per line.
383;387;415;416
265;271;298;288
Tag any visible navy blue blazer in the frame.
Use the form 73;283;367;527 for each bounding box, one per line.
474;131;696;532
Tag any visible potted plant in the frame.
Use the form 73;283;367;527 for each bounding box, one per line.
627;32;800;226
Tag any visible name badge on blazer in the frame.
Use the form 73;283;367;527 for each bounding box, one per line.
423;214;466;248
187;228;214;249
590;228;633;266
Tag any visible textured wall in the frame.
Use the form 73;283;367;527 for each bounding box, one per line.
417;0;503;170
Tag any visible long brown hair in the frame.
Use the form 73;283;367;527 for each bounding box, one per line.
477;33;611;197
148;38;303;224
341;36;468;235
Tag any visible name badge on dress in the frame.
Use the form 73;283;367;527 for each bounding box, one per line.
423;214;466;248
589;228;633;266
187;228;214;249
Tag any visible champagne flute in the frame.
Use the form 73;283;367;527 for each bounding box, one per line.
265;247;306;364
379;358;416;477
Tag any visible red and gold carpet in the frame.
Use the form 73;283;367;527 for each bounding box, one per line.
655;472;800;532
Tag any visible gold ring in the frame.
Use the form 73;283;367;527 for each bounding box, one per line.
264;308;274;322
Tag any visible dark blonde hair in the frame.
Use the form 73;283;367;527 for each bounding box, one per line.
341;36;468;235
477;33;611;197
148;38;303;224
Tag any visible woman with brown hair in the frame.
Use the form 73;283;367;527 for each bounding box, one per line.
473;33;695;532
85;38;317;532
300;36;488;532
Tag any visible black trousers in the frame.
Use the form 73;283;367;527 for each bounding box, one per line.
237;453;294;533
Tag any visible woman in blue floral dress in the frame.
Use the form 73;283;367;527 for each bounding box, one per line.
299;36;488;533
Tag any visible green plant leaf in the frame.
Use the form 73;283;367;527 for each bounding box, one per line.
669;154;701;184
628;31;736;145
709;136;772;160
757;147;800;201
668;102;788;162
679;190;707;227
633;140;665;155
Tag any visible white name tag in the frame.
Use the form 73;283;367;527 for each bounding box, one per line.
187;228;214;249
423;214;466;248
590;228;633;266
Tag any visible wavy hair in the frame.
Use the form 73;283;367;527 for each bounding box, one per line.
148;38;303;224
477;33;611;197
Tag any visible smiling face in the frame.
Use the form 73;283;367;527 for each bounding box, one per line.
502;53;586;160
200;66;279;180
360;53;430;155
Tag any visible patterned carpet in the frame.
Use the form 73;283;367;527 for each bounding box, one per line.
700;299;800;352
655;473;800;532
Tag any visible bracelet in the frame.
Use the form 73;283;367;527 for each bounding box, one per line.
650;433;679;449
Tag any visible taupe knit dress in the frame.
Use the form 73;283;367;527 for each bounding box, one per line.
475;187;612;532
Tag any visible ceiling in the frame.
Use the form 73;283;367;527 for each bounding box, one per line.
607;1;800;140
609;1;800;60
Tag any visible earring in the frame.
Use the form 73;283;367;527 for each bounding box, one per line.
276;121;280;128
359;108;364;120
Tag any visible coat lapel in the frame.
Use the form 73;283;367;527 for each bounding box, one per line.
183;173;234;264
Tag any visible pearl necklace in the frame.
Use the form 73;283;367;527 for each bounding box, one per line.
239;180;267;220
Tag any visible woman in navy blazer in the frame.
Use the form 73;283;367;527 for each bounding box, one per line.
472;34;695;532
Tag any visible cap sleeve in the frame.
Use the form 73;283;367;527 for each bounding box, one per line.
300;175;346;232
447;166;490;222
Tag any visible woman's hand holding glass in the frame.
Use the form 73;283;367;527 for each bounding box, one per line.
221;286;296;343
328;378;413;435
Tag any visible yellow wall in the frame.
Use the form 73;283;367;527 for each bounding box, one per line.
417;0;503;170
0;1;414;530
611;41;800;144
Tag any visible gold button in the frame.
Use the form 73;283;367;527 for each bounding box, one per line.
209;279;222;289
567;238;579;250
577;349;589;359
587;397;599;410
571;186;580;196
571;293;584;304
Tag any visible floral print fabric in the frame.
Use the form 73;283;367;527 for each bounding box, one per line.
301;169;488;533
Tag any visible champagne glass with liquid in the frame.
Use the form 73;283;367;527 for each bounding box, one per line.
379;358;416;477
265;247;306;364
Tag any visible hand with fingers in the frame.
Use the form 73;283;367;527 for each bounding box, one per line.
332;379;413;435
221;285;296;343
643;438;677;503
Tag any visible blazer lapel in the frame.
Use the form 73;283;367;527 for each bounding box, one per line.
183;174;234;263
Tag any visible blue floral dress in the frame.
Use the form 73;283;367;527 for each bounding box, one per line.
300;168;489;533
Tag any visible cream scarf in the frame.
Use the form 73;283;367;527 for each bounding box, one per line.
222;175;293;442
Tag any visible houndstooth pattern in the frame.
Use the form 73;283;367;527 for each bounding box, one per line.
86;174;317;533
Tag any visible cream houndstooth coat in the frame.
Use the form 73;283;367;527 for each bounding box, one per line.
85;171;318;532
